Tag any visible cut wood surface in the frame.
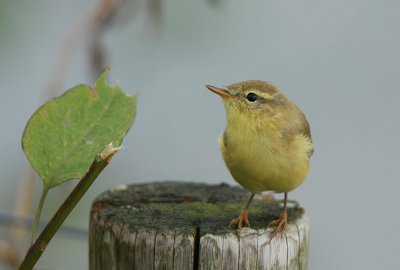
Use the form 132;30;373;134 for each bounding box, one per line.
89;181;309;270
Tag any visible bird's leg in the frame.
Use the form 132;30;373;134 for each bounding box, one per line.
229;193;255;230
268;192;288;242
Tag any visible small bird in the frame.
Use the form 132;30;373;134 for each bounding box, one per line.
206;81;313;239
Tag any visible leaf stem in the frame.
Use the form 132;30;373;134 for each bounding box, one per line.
31;186;49;244
19;144;119;270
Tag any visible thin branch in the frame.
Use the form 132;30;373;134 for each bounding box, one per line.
19;144;120;270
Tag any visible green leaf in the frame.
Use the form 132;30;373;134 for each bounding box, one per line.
22;68;137;189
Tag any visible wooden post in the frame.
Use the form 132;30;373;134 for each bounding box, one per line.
89;182;309;270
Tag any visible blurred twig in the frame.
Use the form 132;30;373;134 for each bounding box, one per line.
10;167;35;254
88;35;109;81
45;0;124;97
145;0;162;35
0;240;20;269
1;211;88;240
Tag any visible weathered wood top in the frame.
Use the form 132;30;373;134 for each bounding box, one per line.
89;181;309;270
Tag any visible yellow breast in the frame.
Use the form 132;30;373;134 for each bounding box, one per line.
219;112;312;193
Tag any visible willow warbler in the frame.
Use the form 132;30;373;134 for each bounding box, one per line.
206;81;313;239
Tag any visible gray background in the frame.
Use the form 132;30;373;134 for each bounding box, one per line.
1;0;399;269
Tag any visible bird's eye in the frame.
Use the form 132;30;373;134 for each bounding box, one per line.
246;92;258;102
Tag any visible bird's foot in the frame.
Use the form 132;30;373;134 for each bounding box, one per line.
267;210;288;243
229;209;250;231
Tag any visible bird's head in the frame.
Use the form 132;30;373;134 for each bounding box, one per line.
206;80;292;126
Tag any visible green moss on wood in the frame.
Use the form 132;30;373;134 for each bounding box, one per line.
92;181;304;236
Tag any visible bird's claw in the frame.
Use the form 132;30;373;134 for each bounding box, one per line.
267;210;288;243
229;210;250;231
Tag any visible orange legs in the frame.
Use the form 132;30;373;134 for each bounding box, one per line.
230;192;289;242
229;193;255;230
268;192;288;242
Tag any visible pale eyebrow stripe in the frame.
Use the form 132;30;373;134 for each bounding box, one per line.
244;90;275;100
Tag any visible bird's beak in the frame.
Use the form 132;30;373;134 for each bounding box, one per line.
205;85;234;99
